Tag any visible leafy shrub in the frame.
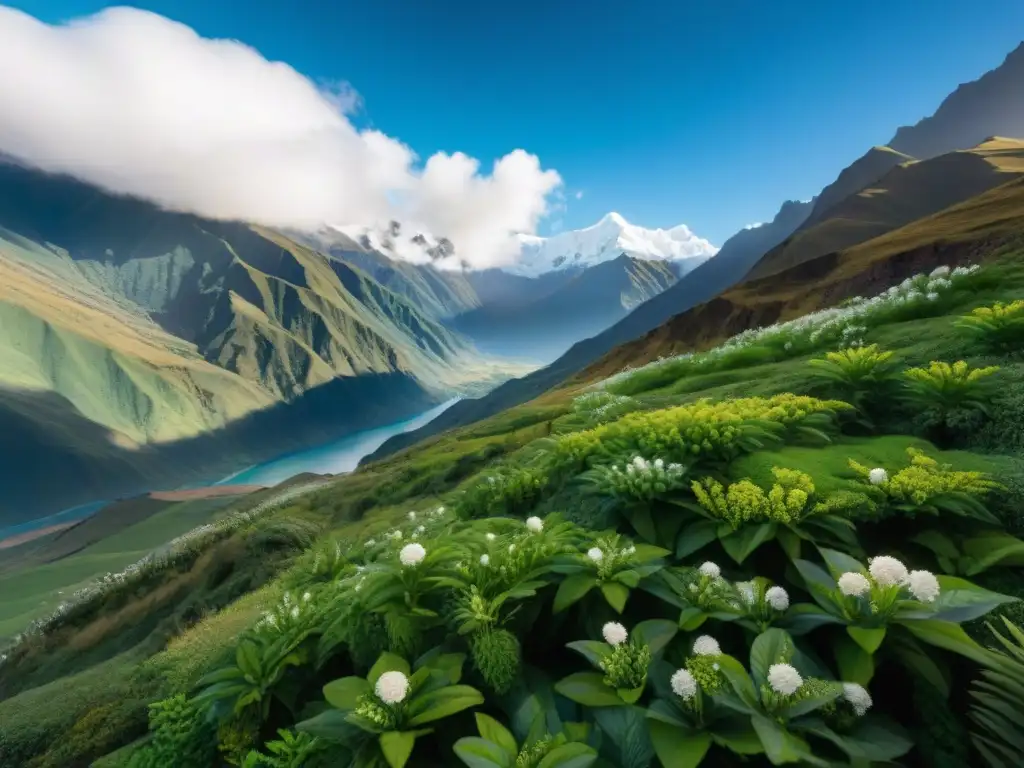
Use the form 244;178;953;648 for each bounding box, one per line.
807;344;898;410
956;299;1024;352
127;694;216;768
969;618;1024;767
849;447;1001;521
902;360;1000;443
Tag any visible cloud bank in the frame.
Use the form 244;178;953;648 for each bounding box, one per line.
0;6;562;269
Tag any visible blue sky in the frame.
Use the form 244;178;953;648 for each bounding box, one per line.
13;0;1024;244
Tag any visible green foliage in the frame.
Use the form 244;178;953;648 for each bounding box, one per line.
126;694;216;768
242;729;337;767
469;628;521;694
969;618;1024;768
453;712;597;768
850;447;1001;521
956;299;1024;351
807;343;899;409
902;360;1000;441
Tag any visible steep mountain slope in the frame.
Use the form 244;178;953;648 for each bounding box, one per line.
800;146;914;228
366;41;1024;463
451;255;680;360
586;176;1024;378
0;162;499;520
749;138;1024;279
888;42;1024;159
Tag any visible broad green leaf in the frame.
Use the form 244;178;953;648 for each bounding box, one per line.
750;629;793;690
911;529;960;560
475;713;517;757
536;741;598;768
369;653;411;687
323;676;371;711
847;626;886;655
777;527;802;561
632;543;672;562
554;672;624;707
834;634;874;686
628;504;658;543
903;620;993;665
380;731;416;768
720;522;776;564
406;685;485;726
295;708;365;741
809;717;914;761
792;559;839;612
962;531;1024;574
566;640;609;668
716;655;758;709
645;698;687;727
678;606;708;631
676;519;720;559
711;720;765;755
634;619;679;656
923;576;1016;622
618;685;645;704
648;720;711;768
751;714;813;765
601;582;630;613
777;604;842;635
890;634;950;697
553;574;597;613
613;570;641;588
818;547;865;579
453;737;512;768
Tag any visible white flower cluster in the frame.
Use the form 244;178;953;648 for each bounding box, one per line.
838;555;941;603
868;467;888;485
692;635;721;656
603;456;687;500
603;621;629;646
255;589;315;632
399;543;427;566
375;670;410;704
671;668;698;700
767;663;803;696
597;263;979;391
842;682;873;716
572;391;636;418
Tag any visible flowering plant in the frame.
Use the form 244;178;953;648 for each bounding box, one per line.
453;713;597;768
551;534;669;614
298;650;483;768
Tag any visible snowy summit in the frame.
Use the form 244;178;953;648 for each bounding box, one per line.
504;212;718;278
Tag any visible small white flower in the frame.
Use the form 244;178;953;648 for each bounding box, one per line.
587;547;604;563
838;572;871;597
365;538;376;547
926;292;940;301
869;555;908;587
868;467;888;485
290;606;300;619
602;621;628;646
408;511;417;521
692;635;721;656
671;668;697;700
842;682;873;716
767;663;803;695
486;533;496;541
435;506;446;515
391;530;403;540
375;670;410;704
526;516;544;533
508;544;516;553
654;458;664;469
765;586;790;611
416;525;425;533
906;570;941;603
480;554;490;566
399;543;426;566
930;265;951;278
699;561;721;579
302;591;312;603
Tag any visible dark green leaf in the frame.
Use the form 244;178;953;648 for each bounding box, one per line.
380;731;416;768
601;582;630;613
553;574;597;613
847;626;886;655
554;672;623;707
634;619;679;656
750;629;793;690
453;737;512;768
369;653;410;686
834;634;874;686
648;720;711;768
475;713;517;757
566;640;610;668
406;685;485;726
323;677;370;711
676;520;720;559
536;742;598;768
721;523;776;564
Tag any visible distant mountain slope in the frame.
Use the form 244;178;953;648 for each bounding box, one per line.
0;162;503;520
364;198;814;461
800;146;915;228
366;41;1024;463
585;176;1024;379
748;138;1024;280
888;43;1024;159
507;212;716;278
451;255;679;360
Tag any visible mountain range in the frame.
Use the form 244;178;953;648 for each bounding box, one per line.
366;40;1024;463
0;164;714;519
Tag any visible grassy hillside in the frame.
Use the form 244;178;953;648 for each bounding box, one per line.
5;234;1024;767
748;138;1024;280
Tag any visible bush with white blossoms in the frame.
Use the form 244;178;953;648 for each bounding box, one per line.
589;455;688;501
598;263;980;394
831;554;942;618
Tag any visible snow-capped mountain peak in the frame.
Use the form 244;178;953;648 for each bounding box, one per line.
504;212;718;278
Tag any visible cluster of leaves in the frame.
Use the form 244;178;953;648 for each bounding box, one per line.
956;299;1024;352
109;375;1024;768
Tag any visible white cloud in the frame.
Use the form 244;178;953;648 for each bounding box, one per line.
0;6;562;270
744;222;765;230
574;190;584;200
